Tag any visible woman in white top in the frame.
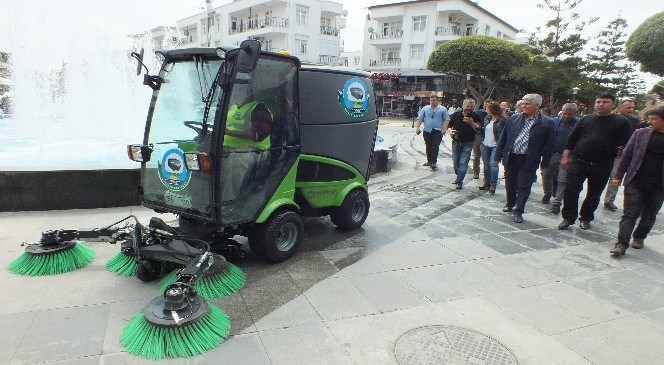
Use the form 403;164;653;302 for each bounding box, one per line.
479;102;507;194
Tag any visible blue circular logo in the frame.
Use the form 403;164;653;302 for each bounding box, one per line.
339;78;370;118
157;148;191;191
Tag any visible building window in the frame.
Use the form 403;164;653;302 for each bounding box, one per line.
297;39;307;54
381;47;400;60
354;56;360;66
410;44;424;60
496;31;502;38
485;25;491;36
382;21;402;35
413;16;427;32
296;8;307;25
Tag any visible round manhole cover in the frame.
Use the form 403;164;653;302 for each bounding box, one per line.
394;325;518;365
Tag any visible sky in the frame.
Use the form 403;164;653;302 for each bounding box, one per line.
0;0;661;88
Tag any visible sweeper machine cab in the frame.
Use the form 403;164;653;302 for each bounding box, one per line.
126;40;378;275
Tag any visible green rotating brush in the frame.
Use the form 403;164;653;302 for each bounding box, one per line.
120;282;231;360
159;256;245;299
8;230;95;276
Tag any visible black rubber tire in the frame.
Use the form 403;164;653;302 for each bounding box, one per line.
249;211;303;262
330;189;369;230
135;260;162;282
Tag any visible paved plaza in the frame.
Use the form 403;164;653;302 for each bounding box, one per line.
1;120;664;364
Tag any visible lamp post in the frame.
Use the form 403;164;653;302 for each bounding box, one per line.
572;86;580;101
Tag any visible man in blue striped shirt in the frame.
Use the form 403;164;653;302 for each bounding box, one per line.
415;95;450;170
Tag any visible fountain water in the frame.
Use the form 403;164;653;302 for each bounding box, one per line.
1;1;178;210
0;1;173;170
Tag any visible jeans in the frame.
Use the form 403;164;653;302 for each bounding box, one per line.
480;143;499;187
617;183;664;244
504;153;537;214
542;152;566;204
603;155;621;205
452;141;474;184
472;133;482;174
423;130;443;165
562;160;613;223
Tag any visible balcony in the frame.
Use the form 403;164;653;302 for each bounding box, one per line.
229;17;289;35
320;26;340;36
318;55;338;64
434;26;475;37
369;58;401;67
369;31;403;40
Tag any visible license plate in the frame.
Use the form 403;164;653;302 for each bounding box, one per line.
164;191;192;209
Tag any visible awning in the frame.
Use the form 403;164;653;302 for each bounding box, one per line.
370;69;446;77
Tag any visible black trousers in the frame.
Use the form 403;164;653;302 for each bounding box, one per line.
505;153;537;214
617;183;664;244
423;130;443;165
562;160;613;223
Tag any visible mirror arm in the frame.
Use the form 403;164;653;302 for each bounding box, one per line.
131;52;150;75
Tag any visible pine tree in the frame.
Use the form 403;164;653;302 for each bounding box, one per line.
526;0;598;108
585;16;645;96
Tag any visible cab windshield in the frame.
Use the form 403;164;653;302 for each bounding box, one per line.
142;57;222;217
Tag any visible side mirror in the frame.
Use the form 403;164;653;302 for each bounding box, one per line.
131;48;146;76
236;39;260;72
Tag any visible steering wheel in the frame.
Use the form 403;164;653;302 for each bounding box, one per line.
184;121;205;133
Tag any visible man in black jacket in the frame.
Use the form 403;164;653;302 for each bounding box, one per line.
495;94;554;223
446;99;483;189
558;93;632;230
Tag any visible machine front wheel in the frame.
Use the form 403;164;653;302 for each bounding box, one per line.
249;211;303;262
330;189;369;230
135;260;162;282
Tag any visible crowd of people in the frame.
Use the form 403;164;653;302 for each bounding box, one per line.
414;93;664;257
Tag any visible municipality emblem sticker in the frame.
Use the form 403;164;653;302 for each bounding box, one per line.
339;77;369;118
158;148;191;191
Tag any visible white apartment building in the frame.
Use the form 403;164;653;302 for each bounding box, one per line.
176;0;346;65
363;0;518;71
337;51;363;69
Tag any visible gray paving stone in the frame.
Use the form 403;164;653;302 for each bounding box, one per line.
568;274;662;313
303;277;380;320
474;233;532;255
554;315;664;364
12;304;110;364
348;271;430;312
0;311;35;365
259;322;354;365
499;231;559;251
254;295;321;331
369;238;467;270
394;261;517;303
477;256;557;288
434;236;502;259
487;286;592;335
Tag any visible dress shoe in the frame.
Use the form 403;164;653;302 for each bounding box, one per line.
513;214;524;223
541;194;551;204
579;220;590;230
430;164;437;170
558;219;572;230
478;184;490;191
455;183;463;190
604;202;618;211
550;203;560;214
631;238;644;249
502;205;513;212
473;172;479;179
423;162;431;166
610;243;627;256
489;186;496;195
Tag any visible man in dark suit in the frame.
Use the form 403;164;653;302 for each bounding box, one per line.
495;94;554;223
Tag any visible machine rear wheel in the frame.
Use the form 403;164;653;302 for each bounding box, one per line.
135;260;162;282
330;189;369;230
249;211;303;262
